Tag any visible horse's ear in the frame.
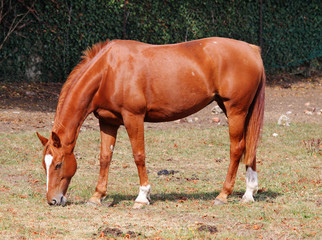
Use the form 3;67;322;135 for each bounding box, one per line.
51;132;61;148
36;132;48;146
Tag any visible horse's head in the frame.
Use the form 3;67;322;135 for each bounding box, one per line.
36;132;77;206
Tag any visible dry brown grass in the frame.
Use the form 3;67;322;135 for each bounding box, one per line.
0;123;321;239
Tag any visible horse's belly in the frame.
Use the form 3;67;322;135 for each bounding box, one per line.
145;95;214;122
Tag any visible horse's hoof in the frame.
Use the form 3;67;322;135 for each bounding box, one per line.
87;198;102;206
213;198;227;206
133;202;148;209
241;195;255;203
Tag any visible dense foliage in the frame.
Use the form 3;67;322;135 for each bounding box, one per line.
0;0;320;82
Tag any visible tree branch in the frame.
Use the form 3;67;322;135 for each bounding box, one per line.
0;0;37;50
0;0;13;25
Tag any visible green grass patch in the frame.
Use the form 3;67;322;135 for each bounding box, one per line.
0;123;321;239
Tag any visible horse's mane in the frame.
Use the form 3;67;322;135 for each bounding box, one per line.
54;40;110;120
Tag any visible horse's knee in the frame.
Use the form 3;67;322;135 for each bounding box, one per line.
99;152;112;167
230;139;245;159
133;152;145;166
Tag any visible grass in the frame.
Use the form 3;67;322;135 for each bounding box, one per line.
0;123;321;239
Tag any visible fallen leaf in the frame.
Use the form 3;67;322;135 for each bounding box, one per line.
253;224;261;230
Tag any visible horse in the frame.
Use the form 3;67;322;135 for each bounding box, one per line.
37;37;265;208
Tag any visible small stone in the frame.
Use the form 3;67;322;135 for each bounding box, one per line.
212;117;220;123
197;225;218;234
272;133;278;137
169;170;179;175
305;107;315;113
304;110;313;115
158;169;169;175
278;115;291;126
286;111;292;115
157;169;178;175
211;105;223;114
100;227;123;237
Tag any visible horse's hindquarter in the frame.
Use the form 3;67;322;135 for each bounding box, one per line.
204;38;264;107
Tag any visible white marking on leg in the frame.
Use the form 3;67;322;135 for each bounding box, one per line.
45;154;53;192
110;145;114;153
135;185;151;204
242;167;258;202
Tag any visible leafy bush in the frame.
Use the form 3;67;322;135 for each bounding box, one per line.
0;0;320;82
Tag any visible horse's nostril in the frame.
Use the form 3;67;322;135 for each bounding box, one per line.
49;199;57;205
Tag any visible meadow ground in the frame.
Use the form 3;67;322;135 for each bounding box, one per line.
0;78;321;239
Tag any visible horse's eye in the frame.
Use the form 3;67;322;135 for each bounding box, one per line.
55;163;62;170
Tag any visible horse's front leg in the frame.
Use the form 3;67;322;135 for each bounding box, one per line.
89;121;119;205
123;113;150;209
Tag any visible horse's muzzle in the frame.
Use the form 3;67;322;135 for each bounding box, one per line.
48;195;66;206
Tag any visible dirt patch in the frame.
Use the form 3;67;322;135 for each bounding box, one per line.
97;227;141;238
0;78;321;133
197;225;218;234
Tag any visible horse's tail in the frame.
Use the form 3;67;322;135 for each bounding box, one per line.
242;68;265;166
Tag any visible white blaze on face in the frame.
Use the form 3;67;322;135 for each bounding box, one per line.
45;154;53;192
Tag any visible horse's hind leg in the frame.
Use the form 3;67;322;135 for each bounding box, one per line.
89;121;119;205
214;111;247;205
241;160;258;203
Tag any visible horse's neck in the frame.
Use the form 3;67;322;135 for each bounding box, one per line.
53;68;102;147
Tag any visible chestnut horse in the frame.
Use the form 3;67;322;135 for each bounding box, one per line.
37;37;265;208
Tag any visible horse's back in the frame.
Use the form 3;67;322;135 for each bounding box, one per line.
106;39;217;121
99;38;264;121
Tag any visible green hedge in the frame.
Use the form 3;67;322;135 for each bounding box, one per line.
0;0;320;82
